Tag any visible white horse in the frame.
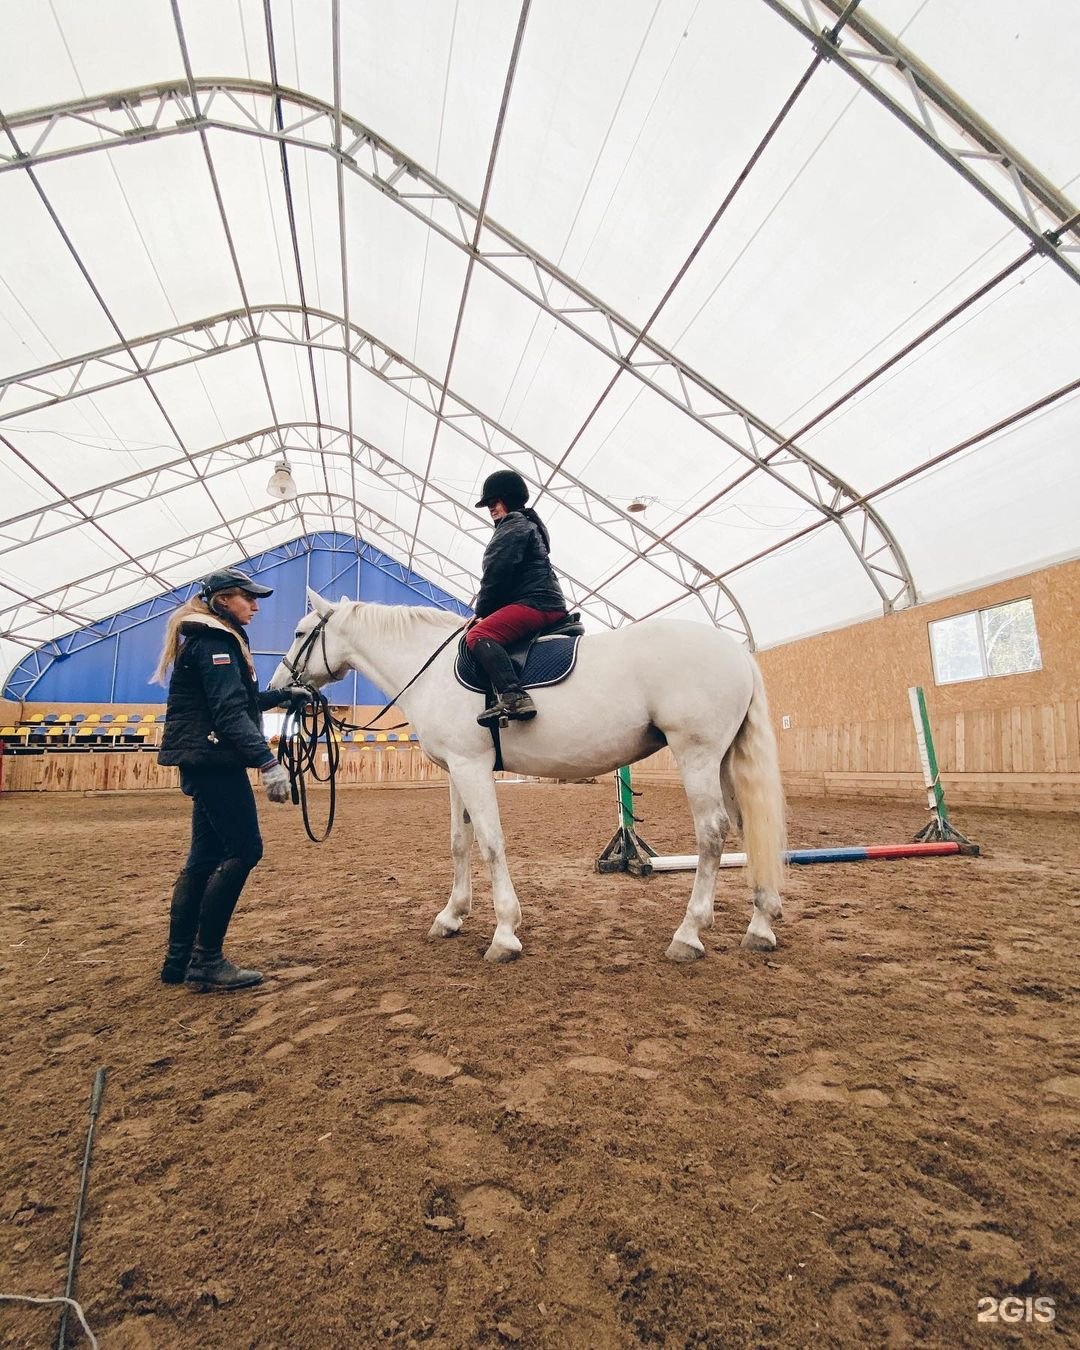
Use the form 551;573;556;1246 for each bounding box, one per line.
271;589;787;964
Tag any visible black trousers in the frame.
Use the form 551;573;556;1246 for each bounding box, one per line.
180;765;264;873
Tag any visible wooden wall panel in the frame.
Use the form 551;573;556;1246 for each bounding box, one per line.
1;745;446;794
631;698;1080;813
758;558;1080;726
750;558;1080;813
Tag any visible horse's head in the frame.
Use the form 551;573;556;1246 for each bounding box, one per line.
269;587;353;691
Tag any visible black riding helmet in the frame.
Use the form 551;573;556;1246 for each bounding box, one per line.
198;566;274;601
475;469;529;510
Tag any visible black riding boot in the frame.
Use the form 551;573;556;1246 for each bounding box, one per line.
471;637;537;726
184;859;263;991
161;868;212;984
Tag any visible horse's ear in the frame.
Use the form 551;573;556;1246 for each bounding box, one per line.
306;586;334;619
338;595;350;607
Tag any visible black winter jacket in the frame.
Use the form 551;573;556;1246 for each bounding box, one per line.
474;511;567;618
158;615;288;771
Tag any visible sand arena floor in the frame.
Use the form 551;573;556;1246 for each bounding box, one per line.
1;782;1077;1348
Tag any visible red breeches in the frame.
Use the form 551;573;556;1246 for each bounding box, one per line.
464;604;567;650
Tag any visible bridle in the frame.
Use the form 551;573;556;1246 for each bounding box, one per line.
281;612;333;691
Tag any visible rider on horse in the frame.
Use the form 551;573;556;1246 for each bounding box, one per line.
467;470;568;726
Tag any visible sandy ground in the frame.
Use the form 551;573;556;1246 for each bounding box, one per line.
1;782;1077;1349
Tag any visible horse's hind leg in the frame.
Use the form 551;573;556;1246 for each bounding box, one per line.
429;777;474;939
721;751;783;952
445;761;523;963
665;745;729;962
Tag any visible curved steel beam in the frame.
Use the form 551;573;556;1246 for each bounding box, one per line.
0;422;636;634
0;309;754;642
759;0;1080;278
0;77;914;615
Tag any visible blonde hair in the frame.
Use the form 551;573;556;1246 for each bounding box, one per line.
152;591;244;685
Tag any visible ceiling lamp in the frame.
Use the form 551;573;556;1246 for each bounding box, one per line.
267;457;298;501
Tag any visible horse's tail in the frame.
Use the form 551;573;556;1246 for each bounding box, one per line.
724;656;787;896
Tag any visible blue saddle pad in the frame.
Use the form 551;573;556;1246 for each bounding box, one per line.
455;633;582;694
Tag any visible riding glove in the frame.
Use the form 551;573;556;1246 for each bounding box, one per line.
261;762;291;803
281;684;315;706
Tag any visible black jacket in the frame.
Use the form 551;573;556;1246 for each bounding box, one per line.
474;511;567;618
158;615;287;771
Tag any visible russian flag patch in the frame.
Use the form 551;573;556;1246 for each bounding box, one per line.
212;653;231;665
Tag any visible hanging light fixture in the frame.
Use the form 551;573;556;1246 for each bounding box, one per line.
266;457;298;501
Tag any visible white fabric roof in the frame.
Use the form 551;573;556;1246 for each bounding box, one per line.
2;0;1078;686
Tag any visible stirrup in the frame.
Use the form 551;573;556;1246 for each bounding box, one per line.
477;698;509;727
476;691;536;727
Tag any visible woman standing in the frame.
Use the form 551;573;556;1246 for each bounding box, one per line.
467;469;568;725
154;567;307;990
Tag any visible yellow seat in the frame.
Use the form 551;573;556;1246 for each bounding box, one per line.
29;712;45;724
84;713;101;725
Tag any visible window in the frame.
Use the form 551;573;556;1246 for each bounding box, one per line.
929;598;1042;685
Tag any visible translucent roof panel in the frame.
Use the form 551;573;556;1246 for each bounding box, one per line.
1;0;1078;683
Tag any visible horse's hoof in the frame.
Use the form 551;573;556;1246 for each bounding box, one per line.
484;943;521;964
665;939;704;963
428;919;461;939
740;931;776;952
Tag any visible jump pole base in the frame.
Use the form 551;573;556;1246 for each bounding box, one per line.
912;817;980;854
596;826;657;876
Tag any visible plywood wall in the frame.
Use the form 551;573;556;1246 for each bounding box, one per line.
756;558;1080;725
631;560;1080;812
748;558;1080;811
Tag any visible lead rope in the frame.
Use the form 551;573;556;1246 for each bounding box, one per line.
277;694;338;843
280;619;469;843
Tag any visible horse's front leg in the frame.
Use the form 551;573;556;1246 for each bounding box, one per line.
446;761;522;963
429;777;474;939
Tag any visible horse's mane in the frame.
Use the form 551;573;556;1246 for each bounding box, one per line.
351;602;464;641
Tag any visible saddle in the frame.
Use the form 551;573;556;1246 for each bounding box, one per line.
455;613;585;694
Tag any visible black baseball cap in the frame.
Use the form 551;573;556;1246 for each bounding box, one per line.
198;567;273;600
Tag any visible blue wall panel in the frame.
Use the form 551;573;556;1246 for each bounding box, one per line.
6;534;470;704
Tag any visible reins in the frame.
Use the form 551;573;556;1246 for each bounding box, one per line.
277;615;468;842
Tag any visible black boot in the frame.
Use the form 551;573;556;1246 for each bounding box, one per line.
184;859;263;991
184;949;263;991
161;868;210;984
471;637;538;726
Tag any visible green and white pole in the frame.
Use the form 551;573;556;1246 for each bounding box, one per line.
909;685;948;830
616;764;636;832
907;685;976;850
